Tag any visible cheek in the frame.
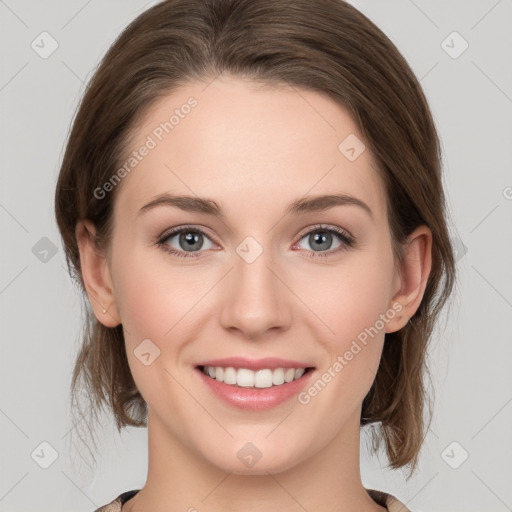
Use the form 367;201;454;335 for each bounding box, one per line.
111;252;197;404
115;271;165;341
301;248;394;401
305;250;395;349
111;242;199;338
335;271;391;343
111;245;217;395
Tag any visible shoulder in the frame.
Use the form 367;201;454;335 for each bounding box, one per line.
92;488;408;512
367;488;411;512
92;490;140;512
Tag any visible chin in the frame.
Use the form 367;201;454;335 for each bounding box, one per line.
203;440;310;476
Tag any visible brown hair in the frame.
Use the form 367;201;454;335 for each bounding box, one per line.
55;0;456;475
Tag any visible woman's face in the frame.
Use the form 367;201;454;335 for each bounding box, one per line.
101;75;406;474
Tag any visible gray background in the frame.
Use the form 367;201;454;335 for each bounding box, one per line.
1;0;511;511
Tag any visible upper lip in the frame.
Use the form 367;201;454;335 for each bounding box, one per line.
196;357;314;371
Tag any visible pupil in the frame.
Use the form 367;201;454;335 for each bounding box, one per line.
311;231;332;251
181;231;202;251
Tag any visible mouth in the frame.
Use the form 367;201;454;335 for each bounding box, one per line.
193;358;317;411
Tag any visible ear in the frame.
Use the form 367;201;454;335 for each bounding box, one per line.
385;225;432;333
75;219;121;327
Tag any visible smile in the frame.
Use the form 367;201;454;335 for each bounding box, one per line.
194;357;316;410
199;365;313;388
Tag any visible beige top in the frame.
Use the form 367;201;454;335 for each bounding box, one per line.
93;488;411;511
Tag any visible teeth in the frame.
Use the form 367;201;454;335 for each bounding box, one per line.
273;368;285;385
201;366;307;388
285;368;295;383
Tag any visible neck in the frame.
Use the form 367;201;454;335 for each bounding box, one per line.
122;409;385;512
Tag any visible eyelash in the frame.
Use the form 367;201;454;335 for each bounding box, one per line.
155;224;356;259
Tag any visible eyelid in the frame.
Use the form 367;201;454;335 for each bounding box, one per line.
157;224;215;240
294;223;354;244
156;224;219;252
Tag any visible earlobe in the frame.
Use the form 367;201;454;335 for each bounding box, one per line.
385;225;433;333
75;219;121;327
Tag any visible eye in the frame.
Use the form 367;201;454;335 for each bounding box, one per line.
294;224;355;258
156;226;216;258
156;224;355;259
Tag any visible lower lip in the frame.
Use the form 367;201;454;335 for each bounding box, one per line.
196;367;315;411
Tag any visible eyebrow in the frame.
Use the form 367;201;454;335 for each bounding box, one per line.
137;192;373;219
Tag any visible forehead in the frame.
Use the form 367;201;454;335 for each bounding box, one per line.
115;74;387;223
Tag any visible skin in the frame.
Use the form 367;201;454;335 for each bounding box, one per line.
76;74;432;512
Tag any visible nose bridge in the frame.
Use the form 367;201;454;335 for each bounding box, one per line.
219;233;291;336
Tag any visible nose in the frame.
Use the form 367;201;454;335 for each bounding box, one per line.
218;243;293;340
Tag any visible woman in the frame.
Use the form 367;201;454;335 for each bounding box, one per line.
54;0;456;510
